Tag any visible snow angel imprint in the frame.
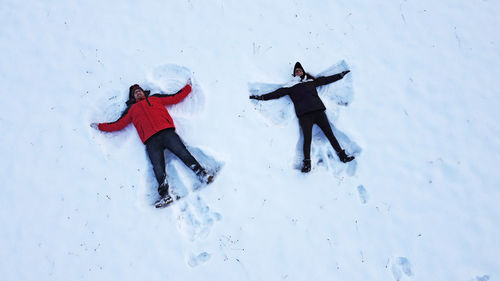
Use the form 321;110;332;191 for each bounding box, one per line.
91;80;215;207
249;62;355;172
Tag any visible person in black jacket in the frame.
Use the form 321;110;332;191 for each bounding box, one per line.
250;62;354;172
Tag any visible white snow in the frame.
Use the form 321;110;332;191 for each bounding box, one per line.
1;0;499;280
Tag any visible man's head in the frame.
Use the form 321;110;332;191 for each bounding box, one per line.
129;84;145;101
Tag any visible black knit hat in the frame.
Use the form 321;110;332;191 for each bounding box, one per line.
129;84;144;99
293;62;304;76
126;84;151;106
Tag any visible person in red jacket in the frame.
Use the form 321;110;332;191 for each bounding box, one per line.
91;79;213;206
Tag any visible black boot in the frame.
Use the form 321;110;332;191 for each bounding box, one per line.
301;159;311;173
155;182;173;208
337;149;355;163
158;182;170;198
194;166;214;184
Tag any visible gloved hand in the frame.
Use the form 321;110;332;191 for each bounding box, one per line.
341;70;350;77
249;95;262;100
187;78;192;85
90;123;99;130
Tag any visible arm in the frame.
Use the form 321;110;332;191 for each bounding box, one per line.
249;87;288;101
96;108;132;132
314;70;350;87
152;84;192;105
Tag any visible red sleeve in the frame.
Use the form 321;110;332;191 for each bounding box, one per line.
157;84;192;105
98;111;132;132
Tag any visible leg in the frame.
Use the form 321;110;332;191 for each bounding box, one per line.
298;113;315;172
163;130;215;183
145;137;168;196
162;130;203;174
298;113;314;161
315;111;343;153
315;111;354;163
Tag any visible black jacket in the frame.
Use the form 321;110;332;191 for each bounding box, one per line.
259;73;344;117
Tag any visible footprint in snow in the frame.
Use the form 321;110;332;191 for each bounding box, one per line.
175;195;219;242
391;257;413;281
187;252;211;267
472;275;490;281
166;154;222;243
357;185;369;204
157;145;223;267
175;196;221;267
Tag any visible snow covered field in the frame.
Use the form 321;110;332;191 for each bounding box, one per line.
1;0;499;280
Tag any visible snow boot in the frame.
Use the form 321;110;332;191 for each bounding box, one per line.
301;159;311;173
155;194;173;208
194;167;214;185
337;150;355;163
158;182;169;197
155;183;173;208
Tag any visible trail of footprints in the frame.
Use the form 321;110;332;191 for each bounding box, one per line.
175;196;219;242
174;195;221;267
161;148;223;268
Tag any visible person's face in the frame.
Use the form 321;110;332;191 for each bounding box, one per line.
294;68;304;77
134;89;145;100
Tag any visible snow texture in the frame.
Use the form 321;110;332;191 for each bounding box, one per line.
1;0;499;280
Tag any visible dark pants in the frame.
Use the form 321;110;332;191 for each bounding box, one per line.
145;129;202;195
298;110;342;160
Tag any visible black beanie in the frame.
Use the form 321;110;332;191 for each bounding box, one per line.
293;62;304;76
129;84;144;99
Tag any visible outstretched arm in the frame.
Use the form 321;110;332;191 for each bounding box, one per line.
152;80;192;105
314;70;350;87
249;87;288;101
94;109;133;132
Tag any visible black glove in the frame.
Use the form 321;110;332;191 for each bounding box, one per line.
249;95;262;100
341;70;350;77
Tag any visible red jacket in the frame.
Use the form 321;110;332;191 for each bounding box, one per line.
98;85;192;143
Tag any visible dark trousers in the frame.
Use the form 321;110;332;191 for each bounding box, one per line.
298;110;342;160
145;129;202;193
